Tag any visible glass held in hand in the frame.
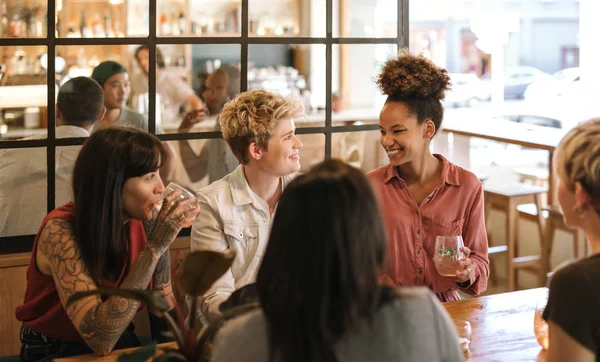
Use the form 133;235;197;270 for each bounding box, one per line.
534;297;549;350
454;319;472;351
157;182;197;210
433;236;466;277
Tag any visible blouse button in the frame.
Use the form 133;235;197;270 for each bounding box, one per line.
417;249;421;255
418;268;423;275
239;233;243;238
417;229;421;235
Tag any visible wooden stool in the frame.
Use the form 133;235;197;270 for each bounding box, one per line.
540;205;587;285
484;184;547;291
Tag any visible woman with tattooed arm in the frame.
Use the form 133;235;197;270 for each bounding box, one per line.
15;127;201;360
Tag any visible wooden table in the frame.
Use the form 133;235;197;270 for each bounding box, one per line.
57;288;549;362
443;287;548;361
439;118;566;205
55;342;178;361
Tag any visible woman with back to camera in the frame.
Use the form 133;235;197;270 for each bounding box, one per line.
543;118;600;362
15;127;200;360
210;159;464;362
367;50;489;301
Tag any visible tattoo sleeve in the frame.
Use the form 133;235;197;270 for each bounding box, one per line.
152;248;175;311
41;219;161;356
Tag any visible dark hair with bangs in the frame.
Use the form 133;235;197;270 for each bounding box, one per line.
72;126;166;283
257;159;388;362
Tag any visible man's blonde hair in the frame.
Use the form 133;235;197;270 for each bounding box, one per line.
218;90;304;164
556;118;600;212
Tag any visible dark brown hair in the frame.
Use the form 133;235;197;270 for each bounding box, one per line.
57;77;104;128
376;49;451;135
257;159;388;362
134;45;166;70
72;127;166;283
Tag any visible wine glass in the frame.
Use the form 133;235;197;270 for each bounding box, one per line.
433;236;466;277
454;319;472;351
534;297;549;350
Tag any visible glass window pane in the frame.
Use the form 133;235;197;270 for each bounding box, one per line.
0;147;47;236
146;44;241;134
332;44;397;127
55;45;147;135
56;0;148;38
249;44;325;127
333;0;397;38
297;133;324;173
1;0;47;38
0;46;49;141
158;0;241;37
333;130;382;172
249;0;324;37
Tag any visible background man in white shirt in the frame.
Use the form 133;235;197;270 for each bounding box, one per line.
131;46;205;126
0;77;105;237
189;90;305;324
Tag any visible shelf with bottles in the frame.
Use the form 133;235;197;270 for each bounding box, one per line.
56;0;148;38
1;0;47;38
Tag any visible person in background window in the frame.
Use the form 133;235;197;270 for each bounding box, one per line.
211;160;464;362
91;60;177;184
15;127;200;360
543;118;600;362
367;50;489;302
131;45;205;125
188;90;304;324
0;77;105;237
178;68;238;185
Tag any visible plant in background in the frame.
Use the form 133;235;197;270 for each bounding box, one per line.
67;249;236;362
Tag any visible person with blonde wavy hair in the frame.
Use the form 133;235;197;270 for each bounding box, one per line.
543;118;600;362
188;90;304;324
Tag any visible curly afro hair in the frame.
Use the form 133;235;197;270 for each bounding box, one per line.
377;49;451;100
376;49;452;136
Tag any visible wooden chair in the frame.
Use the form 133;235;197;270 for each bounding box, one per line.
484;183;547;291
540;205;587;285
514;167;549;188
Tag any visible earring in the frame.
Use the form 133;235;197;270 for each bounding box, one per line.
573;206;585;216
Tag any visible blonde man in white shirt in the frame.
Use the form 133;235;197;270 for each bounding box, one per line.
189;90;304;323
0;77;106;237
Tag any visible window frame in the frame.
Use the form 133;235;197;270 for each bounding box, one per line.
0;0;408;253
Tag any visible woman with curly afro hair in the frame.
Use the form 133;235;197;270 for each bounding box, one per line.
367;50;489;302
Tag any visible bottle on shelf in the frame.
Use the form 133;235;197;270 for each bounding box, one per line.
1;2;8;37
29;6;44;37
80;9;90;38
91;12;103;37
170;11;179;36
103;10;113;37
159;12;169;36
178;11;185;35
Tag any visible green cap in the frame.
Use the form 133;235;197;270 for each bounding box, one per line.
91;61;128;87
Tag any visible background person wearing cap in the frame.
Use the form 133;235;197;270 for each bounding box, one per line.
91;60;177;184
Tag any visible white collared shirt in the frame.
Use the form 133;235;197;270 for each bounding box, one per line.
189;165;295;322
0;126;89;237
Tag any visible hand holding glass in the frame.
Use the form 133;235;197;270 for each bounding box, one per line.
433;236;466;277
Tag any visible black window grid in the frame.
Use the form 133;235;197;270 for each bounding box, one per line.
0;0;409;253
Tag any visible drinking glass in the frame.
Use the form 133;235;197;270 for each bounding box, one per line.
454;319;472;351
433;236;466;277
534;298;549;350
160;182;196;202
